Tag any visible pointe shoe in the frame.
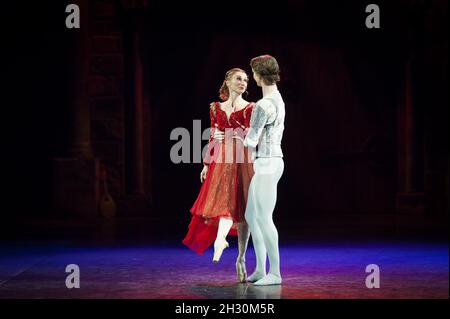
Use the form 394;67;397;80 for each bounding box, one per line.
236;259;247;283
212;239;229;263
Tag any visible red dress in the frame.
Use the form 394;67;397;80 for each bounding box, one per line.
183;102;255;254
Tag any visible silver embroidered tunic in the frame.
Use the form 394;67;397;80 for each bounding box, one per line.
244;90;285;158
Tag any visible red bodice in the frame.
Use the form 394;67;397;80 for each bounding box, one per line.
210;101;253;131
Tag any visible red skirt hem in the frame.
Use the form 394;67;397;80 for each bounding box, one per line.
182;214;237;255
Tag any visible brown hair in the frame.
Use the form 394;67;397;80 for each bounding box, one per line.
250;55;280;85
219;68;247;101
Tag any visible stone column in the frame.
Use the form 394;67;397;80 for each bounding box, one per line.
396;55;424;214
120;5;152;215
128;23;145;195
68;0;92;158
53;0;99;217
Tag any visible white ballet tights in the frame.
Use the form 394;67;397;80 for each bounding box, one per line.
245;157;284;285
216;217;233;242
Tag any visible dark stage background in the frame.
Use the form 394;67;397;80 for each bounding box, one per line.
1;0;448;241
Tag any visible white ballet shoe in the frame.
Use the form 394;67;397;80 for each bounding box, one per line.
253;274;282;286
247;271;265;283
212;239;229;263
236;259;247;283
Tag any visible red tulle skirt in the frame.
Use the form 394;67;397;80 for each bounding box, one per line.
183;140;254;254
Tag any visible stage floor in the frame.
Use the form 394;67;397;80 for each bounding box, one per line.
0;239;448;299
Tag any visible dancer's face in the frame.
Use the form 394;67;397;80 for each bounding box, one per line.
227;71;248;95
252;69;262;87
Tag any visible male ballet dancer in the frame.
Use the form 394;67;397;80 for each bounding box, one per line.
241;54;285;286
